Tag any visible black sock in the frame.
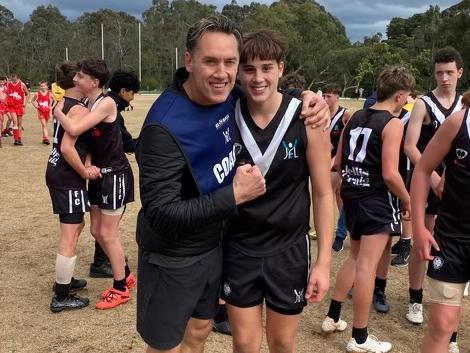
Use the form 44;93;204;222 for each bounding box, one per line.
125;264;131;278
93;241;108;265
326;299;342;323
352;326;368;345
54;282;70;300
374;277;387;293
409;288;423;304
450;332;457;343
113;278;126;291
214;304;228;323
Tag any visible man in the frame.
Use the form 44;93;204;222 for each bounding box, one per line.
31;80;55;145
6;74;30;145
411;106;469;353
322;66;414;352
403;47;463;351
89;69;140;278
136;16;329;353
324;83;352;252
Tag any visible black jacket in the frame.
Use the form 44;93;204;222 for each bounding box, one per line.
135;69;238;257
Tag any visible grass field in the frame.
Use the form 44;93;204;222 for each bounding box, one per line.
0;95;468;353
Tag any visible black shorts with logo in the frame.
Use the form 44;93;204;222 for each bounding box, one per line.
88;168;134;209
427;233;470;283
137;246;222;350
344;192;401;240
221;235;310;315
48;187;90;215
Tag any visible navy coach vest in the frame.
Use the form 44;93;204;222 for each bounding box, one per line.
144;89;237;195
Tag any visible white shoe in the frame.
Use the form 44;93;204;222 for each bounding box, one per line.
463;282;469;297
406;302;423;324
449;342;460;353
346;335;392;352
321;316;347;333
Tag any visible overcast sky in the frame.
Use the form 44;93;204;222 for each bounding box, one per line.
1;0;459;42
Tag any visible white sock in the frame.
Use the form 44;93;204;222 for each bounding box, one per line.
55;254;77;284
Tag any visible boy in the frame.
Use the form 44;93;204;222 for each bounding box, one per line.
54;59;135;310
323;66;414;352
324;83;352;252
411;105;469;353
222;30;334;353
31;80;55;145
6;73;30;145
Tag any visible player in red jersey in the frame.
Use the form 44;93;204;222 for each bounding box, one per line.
0;76;8;147
31;81;55;145
6;74;30;145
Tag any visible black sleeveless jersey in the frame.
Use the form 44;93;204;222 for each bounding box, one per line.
330;106;346;157
88;94;130;171
225;94;309;257
435;108;470;243
417;92;463;153
45;97;90;189
341;109;397;203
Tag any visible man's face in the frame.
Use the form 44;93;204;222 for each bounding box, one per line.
73;70;99;93
119;88;135;103
434;61;463;90
185;31;239;105
238;58;283;104
40;82;48;92
11;76;18;83
323;92;339;109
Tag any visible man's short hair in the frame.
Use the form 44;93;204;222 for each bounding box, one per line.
376;66;415;102
186;15;242;54
280;72;306;90
433;47;464;70
77;59;110;88
57;62;78;90
240;30;287;64
462;89;470;107
109;70;140;94
323;83;342;96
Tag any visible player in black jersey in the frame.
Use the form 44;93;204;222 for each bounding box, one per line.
45;62;101;312
54;59;135;310
222;30;334;353
324;83;352;252
411;106;470;353
89;69;140;279
404;48;464;334
323;66;414;352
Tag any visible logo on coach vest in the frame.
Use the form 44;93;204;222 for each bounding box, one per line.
456;148;468;160
215;114;230;130
213;145;237;184
222;127;231;144
283;140;299;160
102;195;109;204
432;256;444;270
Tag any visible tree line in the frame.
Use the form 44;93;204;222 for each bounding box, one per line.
0;0;469;94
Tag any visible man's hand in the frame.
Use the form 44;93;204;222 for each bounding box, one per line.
414;226;440;261
299;91;330;130
305;263;330;303
55;100;65;121
233;164;266;205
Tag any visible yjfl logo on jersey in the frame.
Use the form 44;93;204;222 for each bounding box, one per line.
283;139;299;160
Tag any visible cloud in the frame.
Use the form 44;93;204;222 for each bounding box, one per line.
0;0;459;42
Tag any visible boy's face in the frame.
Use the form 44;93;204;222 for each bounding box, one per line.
40;82;48;91
0;80;5;86
238;58;284;104
395;90;411;111
119;88;135;103
73;70;99;94
323;92;339;109
434;61;463;90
